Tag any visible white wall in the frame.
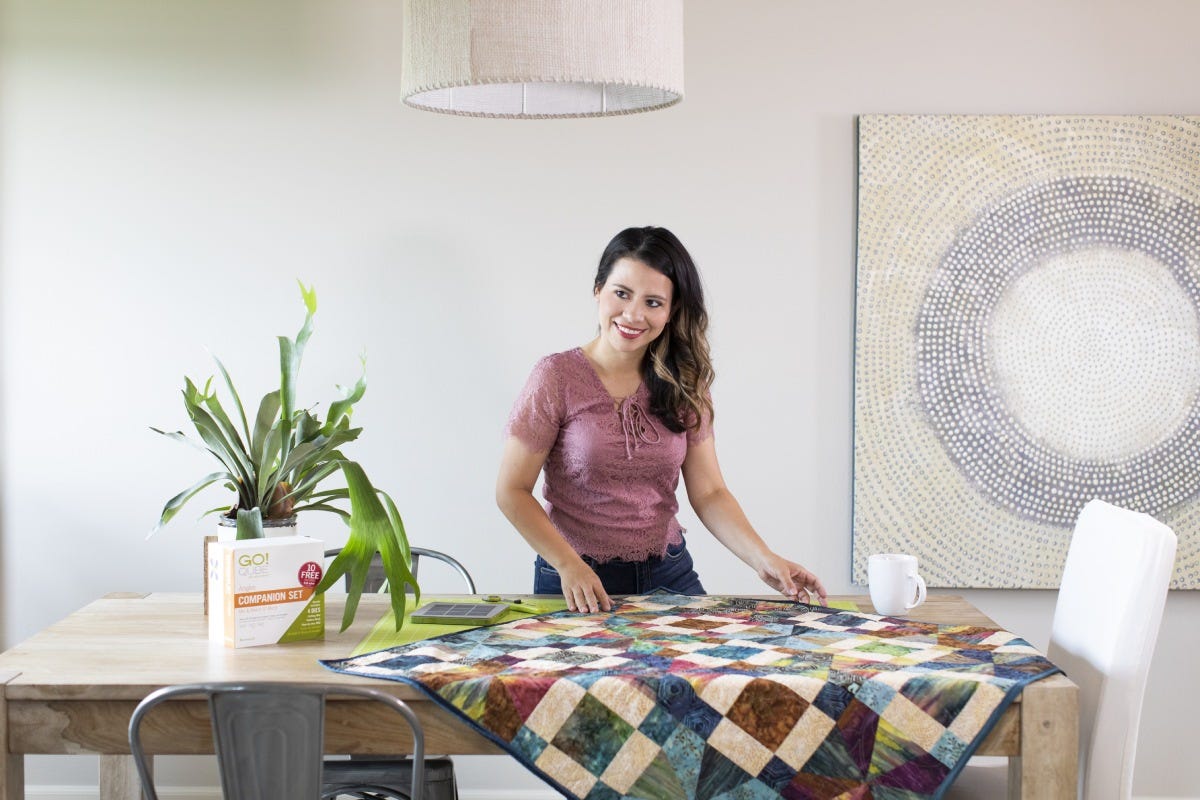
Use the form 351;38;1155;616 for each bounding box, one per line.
2;0;1198;796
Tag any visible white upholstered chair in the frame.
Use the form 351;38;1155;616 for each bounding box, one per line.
947;498;1176;799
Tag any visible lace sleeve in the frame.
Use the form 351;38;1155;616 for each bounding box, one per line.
685;393;714;446
504;355;564;453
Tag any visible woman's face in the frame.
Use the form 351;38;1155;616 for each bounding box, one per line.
594;257;674;357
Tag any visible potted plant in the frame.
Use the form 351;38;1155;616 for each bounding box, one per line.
151;282;418;631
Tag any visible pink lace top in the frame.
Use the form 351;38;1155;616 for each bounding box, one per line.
505;348;713;563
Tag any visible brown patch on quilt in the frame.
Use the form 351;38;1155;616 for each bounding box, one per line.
725;678;810;750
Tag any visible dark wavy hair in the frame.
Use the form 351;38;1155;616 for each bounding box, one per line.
594;226;714;434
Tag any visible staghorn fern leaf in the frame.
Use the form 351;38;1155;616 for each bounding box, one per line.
236;507;264;540
255;423;284;504
182;390;255;509
315;461;417;632
201;393;253;485
150;471;233;537
250;391;281;466
296;409;322;443
211;354;251;446
291;502;351;521
378;489;413;566
323;356;367;435
150;427;210;454
278;281;317;471
284;460;341;505
196;504;234;521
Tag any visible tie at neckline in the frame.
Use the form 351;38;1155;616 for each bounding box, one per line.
620;400;661;459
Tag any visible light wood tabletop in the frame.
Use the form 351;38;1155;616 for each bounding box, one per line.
0;593;1077;800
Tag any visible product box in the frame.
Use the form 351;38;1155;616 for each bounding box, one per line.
207;535;325;648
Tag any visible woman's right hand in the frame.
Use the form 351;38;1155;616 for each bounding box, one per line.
557;561;612;613
497;436;612;613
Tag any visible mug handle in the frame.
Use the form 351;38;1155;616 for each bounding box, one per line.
907;574;927;609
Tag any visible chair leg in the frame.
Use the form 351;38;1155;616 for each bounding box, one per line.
423;759;458;800
324;757;458;800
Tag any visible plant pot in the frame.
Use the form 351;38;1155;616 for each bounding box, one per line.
215;514;298;541
204;515;299;613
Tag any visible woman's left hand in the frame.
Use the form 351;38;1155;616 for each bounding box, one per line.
756;554;827;604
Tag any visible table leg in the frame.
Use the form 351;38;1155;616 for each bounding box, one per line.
1009;674;1078;799
0;671;22;800
0;756;22;800
100;755;146;800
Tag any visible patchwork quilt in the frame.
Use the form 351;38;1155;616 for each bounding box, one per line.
322;594;1059;800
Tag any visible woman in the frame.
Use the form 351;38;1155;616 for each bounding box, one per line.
496;226;826;613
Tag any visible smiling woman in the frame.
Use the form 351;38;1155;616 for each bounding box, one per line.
495;226;827;613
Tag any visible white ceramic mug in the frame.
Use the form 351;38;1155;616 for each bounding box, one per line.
868;553;927;616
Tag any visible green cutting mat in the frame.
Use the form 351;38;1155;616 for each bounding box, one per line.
352;597;859;656
353;596;567;656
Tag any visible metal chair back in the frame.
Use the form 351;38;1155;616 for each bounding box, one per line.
324;546;477;594
129;682;425;800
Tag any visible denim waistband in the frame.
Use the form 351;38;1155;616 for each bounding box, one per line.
581;553;662;567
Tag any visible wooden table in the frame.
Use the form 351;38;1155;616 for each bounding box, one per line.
0;593;1077;799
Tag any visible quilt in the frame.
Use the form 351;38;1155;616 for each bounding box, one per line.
322;594;1059;800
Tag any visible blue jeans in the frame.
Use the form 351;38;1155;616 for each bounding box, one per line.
533;537;706;596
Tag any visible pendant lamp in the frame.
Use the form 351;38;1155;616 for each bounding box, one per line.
401;0;684;119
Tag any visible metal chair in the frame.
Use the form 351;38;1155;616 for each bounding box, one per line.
128;682;425;800
322;546;476;800
946;499;1177;799
323;547;477;594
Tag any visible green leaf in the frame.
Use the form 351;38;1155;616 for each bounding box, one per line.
258;425;358;509
272;430;360;508
183;390;255;508
184;376;210;406
211;354;251;447
196;504;234;521
202;392;253;484
203;392;244;451
297;279;317;316
303;488;350;501
293;428;360;475
290;502;351;522
261;438;323;506
255;422;284;503
284;460;341;505
279;283;317;471
279;438;324;476
323;356;367;435
296;410;322;443
150;427;209;454
278;336;298;457
378;489;412;566
251;391;282;466
314;461;417;632
150;471;232;537
181;393;244;489
236;507;264;540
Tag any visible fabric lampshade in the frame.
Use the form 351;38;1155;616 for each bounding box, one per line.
401;0;684;119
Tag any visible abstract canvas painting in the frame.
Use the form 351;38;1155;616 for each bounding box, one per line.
853;115;1200;588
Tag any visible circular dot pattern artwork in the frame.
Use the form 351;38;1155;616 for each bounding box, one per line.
853;116;1200;589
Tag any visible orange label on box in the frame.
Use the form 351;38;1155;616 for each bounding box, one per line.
234;587;315;608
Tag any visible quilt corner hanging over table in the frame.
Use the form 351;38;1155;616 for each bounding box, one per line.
322;593;1059;800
